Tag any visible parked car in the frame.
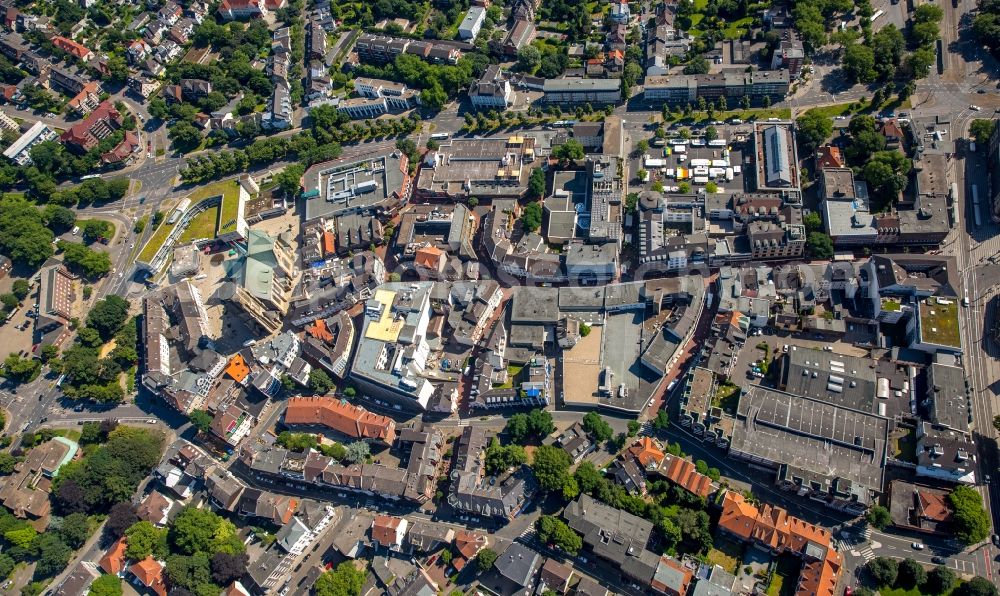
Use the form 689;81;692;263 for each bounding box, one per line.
911;542;925;550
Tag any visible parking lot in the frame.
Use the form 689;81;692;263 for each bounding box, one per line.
730;325;875;390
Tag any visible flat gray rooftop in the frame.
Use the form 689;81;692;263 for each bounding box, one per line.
730;386;888;492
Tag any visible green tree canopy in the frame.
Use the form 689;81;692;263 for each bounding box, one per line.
520;201;543;232
314;561;366;596
865;505;891;530
949;485;990;545
531;445;572;493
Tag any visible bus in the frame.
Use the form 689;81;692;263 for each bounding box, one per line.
870;9;884;22
429;133;450;140
79;174;101;181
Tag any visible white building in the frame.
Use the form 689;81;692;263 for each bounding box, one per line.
0;112;18;135
2;122;58;166
469;64;512;109
458;6;486;40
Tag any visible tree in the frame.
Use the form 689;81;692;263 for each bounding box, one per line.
189;410;213;434
971;119;995;146
796;110;834;152
683;55;710;74
10;279;29;301
582;411;613;442
39;344;59;364
211;552;248;586
531;445;572;493
906;46;936;78
897;558;926;589
3;353;41;383
536;515;583;554
308;369;335;394
949;485;990;545
528;168;546;199
0;453;15;475
275;163;305;198
86;295;130;341
911;21;941;47
484;438;527;475
955;577;999;596
866;557;898;587
803;212;823;234
806;232;834;259
81;220;113;244
89;574;123;596
521;201;543;232
58;239;112;279
169;122;203;151
843;43;876;83
653;410;670;430
59;512;92;548
170;506;236;556
4;525;36;549
705;181;718;193
517;45;541;72
475;548;498;572
704;126;718;142
552;139;584;165
105;503;138;539
126;521;167;560
344;441;370;464
635;139;649;155
33;533;73;577
994;414;1000;434
314;561;366;596
866;505;891;530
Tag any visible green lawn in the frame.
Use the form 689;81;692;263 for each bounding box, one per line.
138;180;241;264
723;17;753;39
138;219;176;264
180;205;219;242
666;108;793;124
706;537;743;573
801;103;857;119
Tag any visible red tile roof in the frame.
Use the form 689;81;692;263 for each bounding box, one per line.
99;536;127;576
52;36;92;59
815;146;844;169
629;437;665;469
284;397;397;443
659;453;713;498
718;492;842;596
372;515;405;546
130;557;167;596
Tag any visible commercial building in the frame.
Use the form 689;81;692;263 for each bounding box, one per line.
417;136;537;200
2;121;58;166
643;70;790;104
717;491;842;596
349;282;437;410
141;280;221;414
302;149;412;222
729;385;888;514
563;495;662;586
542;78;621;104
35;265;80;345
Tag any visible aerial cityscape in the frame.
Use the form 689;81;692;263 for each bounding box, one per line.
0;0;999;594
